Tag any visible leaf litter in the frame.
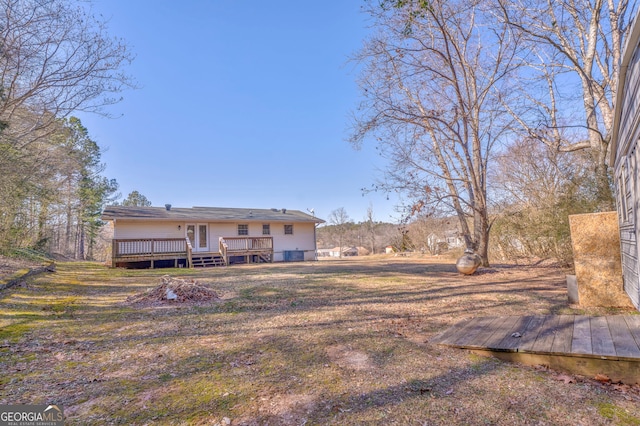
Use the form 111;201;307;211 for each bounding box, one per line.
2;257;640;425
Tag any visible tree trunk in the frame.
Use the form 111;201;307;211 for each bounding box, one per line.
474;212;491;267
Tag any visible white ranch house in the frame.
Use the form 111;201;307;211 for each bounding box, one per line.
611;10;640;310
101;205;324;268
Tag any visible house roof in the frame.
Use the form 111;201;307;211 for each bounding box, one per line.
330;246;358;252
101;205;325;223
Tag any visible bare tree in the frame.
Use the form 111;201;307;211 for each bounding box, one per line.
490;138;602;264
328;207;351;258
350;0;521;266
365;204;376;254
497;0;637;207
0;0;132;252
0;0;134;127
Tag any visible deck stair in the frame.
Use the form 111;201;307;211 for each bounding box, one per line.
191;253;226;267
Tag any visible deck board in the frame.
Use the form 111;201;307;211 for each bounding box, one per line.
433;318;475;346
607;316;640;358
590;316;616;357
453;317;501;348
571;315;592;355
532;315;561;354
496;316;534;351
625;316;640;348
484;315;525;350
518;315;549;352
551;315;574;354
432;315;640;385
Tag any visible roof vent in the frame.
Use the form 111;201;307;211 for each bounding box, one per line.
165;204;172;211
282;208;287;214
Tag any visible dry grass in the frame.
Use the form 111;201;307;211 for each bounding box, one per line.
0;254;44;284
1;256;640;425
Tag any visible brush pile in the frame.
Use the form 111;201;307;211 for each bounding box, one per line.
127;275;220;304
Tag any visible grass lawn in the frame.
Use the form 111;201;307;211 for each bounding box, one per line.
1;256;640;425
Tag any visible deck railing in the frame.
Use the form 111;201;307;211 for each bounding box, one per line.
111;236;273;267
186;237;193;268
222;236;273;251
219;238;229;266
113;238;187;257
219;236;273;265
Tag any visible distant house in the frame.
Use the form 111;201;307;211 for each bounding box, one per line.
317;249;332;257
444;230;465;248
425;230;464;254
328;246;359;257
356;246;370;256
610;12;640;310
101;205;324;268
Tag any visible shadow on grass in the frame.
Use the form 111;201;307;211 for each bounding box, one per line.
0;259;578;423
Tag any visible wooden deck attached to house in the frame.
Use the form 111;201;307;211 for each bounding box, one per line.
111;236;274;268
432;315;640;384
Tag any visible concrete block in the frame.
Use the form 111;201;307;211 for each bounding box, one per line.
566;274;579;304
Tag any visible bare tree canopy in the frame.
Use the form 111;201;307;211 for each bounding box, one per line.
0;0;135;142
350;0;521;265
328;207;352;258
0;0;132;256
497;0;638;207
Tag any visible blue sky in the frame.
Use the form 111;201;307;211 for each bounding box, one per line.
78;1;403;224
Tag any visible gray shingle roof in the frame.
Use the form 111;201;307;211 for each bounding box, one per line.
101;205;324;223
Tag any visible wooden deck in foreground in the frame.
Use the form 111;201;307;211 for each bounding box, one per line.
432;315;640;384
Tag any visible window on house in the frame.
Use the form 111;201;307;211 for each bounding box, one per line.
238;224;249;236
284;224;293;235
262;224;270;235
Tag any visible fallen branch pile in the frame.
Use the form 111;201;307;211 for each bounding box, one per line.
127;275;220;304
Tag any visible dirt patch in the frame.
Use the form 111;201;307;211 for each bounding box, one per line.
0;255;43;282
326;345;374;370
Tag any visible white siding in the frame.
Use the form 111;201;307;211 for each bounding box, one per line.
113;220;318;262
614;30;640;310
271;222;317;261
208;222;237;252
214;221;317;261
114;221;184;239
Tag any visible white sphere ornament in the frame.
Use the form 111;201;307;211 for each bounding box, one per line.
456;251;482;275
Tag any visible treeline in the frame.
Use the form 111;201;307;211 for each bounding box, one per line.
1;117;117;259
322;141;602;266
349;1;627;267
317;216;462;255
317;222;397;254
0;0;133;259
